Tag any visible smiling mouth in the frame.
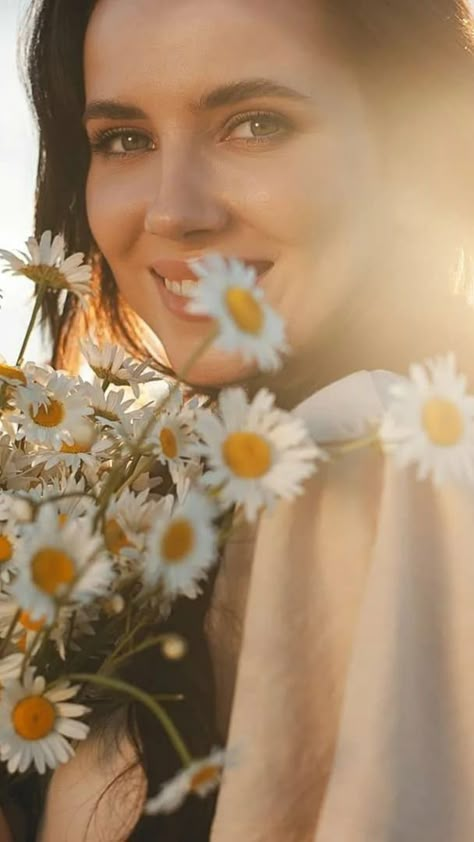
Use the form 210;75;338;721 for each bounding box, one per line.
151;271;200;298
150;265;273;299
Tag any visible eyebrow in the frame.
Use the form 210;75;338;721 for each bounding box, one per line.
83;77;313;123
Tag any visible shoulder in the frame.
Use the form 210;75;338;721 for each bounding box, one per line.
38;734;146;842
292;369;398;444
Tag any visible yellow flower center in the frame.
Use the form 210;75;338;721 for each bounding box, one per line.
0;535;13;564
225;287;264;334
222;431;272;478
421;397;464;446
22;264;68;291
60;440;89;454
19;611;46;632
104;517;132;555
31;547;75;595
0;364;26;384
95;407;119;423
161;519;195;563
190;764;220;792
12;695;56;740
30;399;65;428
92;366;128;388
160;426;178;459
17;612;46;651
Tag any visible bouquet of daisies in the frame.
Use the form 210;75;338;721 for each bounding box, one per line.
0;231;472;815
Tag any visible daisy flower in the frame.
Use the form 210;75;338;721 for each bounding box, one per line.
0;654;23;685
0;597;46;654
103;488;156;559
0;670;90;774
379;352;474;486
145;747;235;815
0;523;18;585
0;588;94;663
171;459;205;504
35;474;97;524
0;491;35;526
13;372;93;450
113;407;162;457
11;505;112;623
49;603;100;661
80;377;139;427
146;412;195;464
142;407;199;494
31;432;114;483
0;231;92;304
0;357;26;388
185;253;289;371
142;489;218;599
194;387;324;522
0;440;40;495
80;339;158;398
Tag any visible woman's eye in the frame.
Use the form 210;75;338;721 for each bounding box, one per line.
225;112;290;143
90;129;155;156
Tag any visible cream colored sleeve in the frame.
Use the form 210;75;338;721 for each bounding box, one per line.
37;735;146;842
315;460;474;842
210;442;474;842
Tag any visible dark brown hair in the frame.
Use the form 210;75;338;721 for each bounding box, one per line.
13;1;474;840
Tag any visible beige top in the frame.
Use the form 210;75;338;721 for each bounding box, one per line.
206;369;474;842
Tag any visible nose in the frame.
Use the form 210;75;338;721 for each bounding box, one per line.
144;141;230;241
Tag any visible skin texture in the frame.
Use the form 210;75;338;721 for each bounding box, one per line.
84;0;388;399
0;812;12;842
38;736;146;842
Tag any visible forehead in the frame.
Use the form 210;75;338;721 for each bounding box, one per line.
84;0;342;106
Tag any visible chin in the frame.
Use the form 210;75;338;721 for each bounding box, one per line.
165;345;259;390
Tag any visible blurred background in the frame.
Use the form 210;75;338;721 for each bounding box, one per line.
1;0;45;364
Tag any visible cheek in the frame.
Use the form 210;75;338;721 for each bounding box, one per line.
245;132;378;260
271;133;381;350
86;166;155;320
86;163;146;256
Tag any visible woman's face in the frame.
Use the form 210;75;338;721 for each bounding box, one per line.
84;0;383;390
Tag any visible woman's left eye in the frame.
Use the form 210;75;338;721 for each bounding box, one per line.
223;111;292;144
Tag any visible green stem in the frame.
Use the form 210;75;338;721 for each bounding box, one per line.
110;633;174;669
67;672;192;766
153;693;185;702
99;612;151;675
20;625;49;680
35;491;98;508
326;430;379;458
0;608;21;658
16;284;47;367
173;325;219;389
115;455;154;497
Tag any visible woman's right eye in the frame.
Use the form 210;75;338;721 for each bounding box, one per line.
89;129;156;157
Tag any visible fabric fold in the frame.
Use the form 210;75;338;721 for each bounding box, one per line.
208;369;474;842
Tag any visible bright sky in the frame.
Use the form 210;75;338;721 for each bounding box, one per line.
0;0;43;364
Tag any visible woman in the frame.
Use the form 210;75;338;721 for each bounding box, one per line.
4;0;474;839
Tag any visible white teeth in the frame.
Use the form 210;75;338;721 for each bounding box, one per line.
162;278;197;297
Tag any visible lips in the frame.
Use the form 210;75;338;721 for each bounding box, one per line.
150;257;274;282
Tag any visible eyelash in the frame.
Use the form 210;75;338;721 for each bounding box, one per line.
88;110;292;157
